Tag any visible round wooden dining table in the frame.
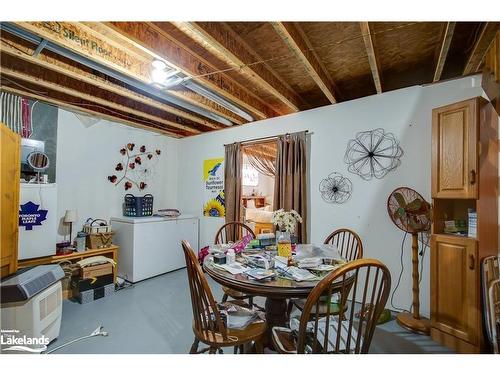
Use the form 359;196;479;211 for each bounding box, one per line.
203;244;346;345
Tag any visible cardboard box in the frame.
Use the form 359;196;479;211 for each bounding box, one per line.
80;263;113;279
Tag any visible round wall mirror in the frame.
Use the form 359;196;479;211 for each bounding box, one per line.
27;151;49;172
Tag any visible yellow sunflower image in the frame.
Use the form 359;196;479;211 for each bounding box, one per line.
203;199;225;217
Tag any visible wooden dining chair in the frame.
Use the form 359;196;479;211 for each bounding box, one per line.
181;240;266;354
273;259;391;354
324;228;363;261
215;222;256;306
290;228;364;316
214;221;255;245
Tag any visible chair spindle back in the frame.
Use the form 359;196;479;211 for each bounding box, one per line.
324;228;363;261
297;259;391;354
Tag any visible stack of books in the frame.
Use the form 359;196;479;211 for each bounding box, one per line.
468;209;477;238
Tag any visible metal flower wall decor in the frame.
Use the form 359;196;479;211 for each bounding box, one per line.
344;128;403;180
319;172;353;204
107;143;161;190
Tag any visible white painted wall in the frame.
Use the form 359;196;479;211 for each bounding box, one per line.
176;75;486;316
55;109;178;242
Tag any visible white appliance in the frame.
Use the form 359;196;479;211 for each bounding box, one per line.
1;281;63;346
111;215;199;282
18;183;57;259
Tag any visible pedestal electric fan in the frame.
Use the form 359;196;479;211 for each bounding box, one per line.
387;187;431;335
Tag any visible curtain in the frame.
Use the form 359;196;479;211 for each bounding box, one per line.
0;92;32;137
224;142;243;242
274;131;308;243
245;150;276;177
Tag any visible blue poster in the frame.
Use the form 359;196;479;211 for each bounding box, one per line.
19;201;48;230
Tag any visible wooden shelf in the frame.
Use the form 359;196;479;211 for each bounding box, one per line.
18;245;119;283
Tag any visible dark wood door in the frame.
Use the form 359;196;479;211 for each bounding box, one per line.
432;98;478;199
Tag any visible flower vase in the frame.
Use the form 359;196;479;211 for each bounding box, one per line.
276;230;292;258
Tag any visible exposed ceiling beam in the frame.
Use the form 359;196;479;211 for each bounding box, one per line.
1;67;200;135
0;85;181;137
272;22;337;104
359;22;382;94
171;22;305;113
107;22;278;121
0;39;222;130
433;22;456;82
463;22;500;75
7;22;240;126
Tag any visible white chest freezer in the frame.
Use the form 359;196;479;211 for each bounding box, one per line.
18;183;57;260
110;215;199;282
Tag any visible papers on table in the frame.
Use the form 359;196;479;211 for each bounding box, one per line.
213;262;249;275
244;268;276;281
297;257;323;269
275;264;317;282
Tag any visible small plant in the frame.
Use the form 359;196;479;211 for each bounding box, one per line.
272;209;303;233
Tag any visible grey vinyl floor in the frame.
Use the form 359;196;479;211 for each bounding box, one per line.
48;268;454;354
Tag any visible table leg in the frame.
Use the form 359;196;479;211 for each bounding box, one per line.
264;297;288;349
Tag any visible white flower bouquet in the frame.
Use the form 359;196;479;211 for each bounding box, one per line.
271;209;303;233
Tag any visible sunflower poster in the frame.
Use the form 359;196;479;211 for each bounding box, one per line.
203;158;225;217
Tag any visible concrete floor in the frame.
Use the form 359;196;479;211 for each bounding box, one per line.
48;268;453;354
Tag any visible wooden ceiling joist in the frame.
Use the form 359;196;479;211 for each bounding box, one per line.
272;22;337;104
463;22;500;75
171;22;305;114
0;67;201;135
359;22;383;94
106;22;279;121
0;85;181;137
433;22;456;82
0;39;222;130
11;22;244;127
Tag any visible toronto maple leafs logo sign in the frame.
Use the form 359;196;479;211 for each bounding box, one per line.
19;201;48;230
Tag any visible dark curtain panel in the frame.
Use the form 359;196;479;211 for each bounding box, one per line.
224;142;243;242
273;131;308;243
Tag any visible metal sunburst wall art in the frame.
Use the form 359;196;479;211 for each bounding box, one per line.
344;128;403;180
319;172;353;204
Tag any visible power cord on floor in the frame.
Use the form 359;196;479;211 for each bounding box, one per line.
45;325;108;354
390;232;411;313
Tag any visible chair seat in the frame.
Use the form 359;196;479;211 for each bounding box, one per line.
194;301;266;347
292;298;346;315
222;285;252;299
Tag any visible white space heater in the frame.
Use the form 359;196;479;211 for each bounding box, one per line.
1;265;64;345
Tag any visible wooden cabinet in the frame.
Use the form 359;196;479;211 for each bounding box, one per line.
0;123;20;278
431;98;478;199
430;98;498;353
431;235;478;347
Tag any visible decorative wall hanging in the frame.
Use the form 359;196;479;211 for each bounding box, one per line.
344;128;403;180
319;172;353;204
107;143;161;191
203;158;225;217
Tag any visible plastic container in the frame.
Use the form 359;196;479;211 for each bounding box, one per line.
226;249;236;264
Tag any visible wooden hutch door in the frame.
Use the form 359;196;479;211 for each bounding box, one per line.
432;98;478;199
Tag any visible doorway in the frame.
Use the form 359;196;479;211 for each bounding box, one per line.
240;140;277;236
